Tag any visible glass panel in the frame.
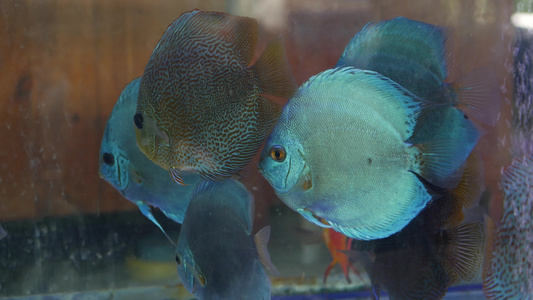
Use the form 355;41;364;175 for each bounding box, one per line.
0;1;527;299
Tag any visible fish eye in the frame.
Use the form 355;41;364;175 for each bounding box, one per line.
175;253;183;266
270;145;286;162
102;152;114;166
133;113;143;129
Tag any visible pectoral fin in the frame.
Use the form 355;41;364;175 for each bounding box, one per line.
170;167;186;185
254;226;280;276
297;163;313;191
143;115;170;145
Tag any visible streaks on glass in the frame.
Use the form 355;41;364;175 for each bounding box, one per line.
0;225;6;240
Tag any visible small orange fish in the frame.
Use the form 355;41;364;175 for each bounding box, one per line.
322;228;362;284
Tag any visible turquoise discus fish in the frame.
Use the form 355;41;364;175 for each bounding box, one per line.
99;78;201;239
259;67;480;240
337;17;500;127
175;179;278;299
134;10;296;185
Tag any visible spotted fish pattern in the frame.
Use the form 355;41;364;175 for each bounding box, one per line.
483;155;533;299
135;10;295;185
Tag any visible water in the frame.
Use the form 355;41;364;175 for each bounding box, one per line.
0;0;530;299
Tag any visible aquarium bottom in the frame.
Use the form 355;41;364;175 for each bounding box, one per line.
0;284;486;300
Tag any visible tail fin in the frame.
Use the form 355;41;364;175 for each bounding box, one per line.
416;108;480;189
443;222;486;283
254;37;297;98
451;67;501;126
417;140;474;189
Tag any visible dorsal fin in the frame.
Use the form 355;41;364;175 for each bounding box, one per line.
451;66;501;126
116;78;141;106
153;10;259;66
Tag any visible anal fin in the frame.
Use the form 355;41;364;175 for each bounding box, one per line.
136;201;175;246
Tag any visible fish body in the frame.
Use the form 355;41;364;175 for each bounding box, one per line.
175;179;277;299
259;67;478;240
135;10;295;185
99;78;201;229
483;155;533;299
322;228;359;284
359;152;486;299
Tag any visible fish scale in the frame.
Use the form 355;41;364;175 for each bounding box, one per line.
483;156;533;299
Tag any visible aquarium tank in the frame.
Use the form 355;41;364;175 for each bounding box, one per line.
0;0;532;299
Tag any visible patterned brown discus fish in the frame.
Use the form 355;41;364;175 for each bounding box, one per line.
135;9;296;185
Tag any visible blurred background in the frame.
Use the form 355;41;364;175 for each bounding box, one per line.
0;0;524;299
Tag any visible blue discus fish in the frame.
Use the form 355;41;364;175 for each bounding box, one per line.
99;78;201;238
337;17;500;127
483;155;533;299
258;67;480;240
364;152;486;300
175;179;278;299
